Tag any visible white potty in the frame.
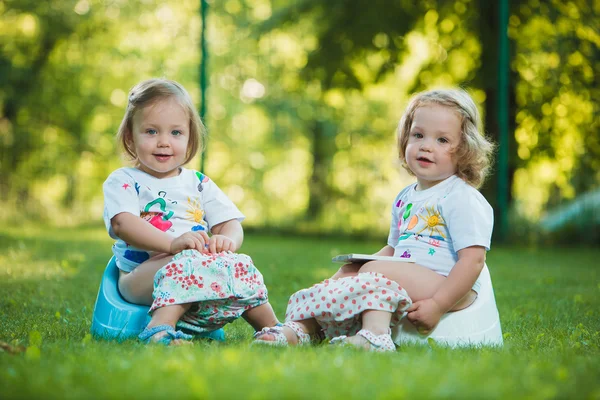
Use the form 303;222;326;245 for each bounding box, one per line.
392;265;503;348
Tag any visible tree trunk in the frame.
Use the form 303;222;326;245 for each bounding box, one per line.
476;0;517;241
306;120;334;221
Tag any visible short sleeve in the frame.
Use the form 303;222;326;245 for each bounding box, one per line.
387;193;402;248
103;170;140;238
200;177;245;230
441;188;494;252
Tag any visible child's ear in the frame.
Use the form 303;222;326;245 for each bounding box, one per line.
124;131;137;158
125;130;134;146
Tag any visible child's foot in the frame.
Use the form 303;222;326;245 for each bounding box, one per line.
330;329;396;352
253;326;297;346
138;324;193;346
342;334;372;349
253;321;310;347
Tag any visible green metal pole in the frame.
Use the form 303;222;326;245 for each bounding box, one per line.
199;0;208;173
497;0;510;241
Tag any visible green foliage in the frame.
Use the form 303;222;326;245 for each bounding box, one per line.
256;0;599;238
0;0;203;222
510;0;600;222
0;224;599;399
0;0;598;241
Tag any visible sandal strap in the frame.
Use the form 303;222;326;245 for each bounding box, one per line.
253;326;289;346
138;324;174;341
138;324;192;344
167;329;193;340
330;329;395;352
329;335;349;345
253;321;312;346
356;329;395;352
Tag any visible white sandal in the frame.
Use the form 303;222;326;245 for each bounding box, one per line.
252;321;311;347
330;328;396;352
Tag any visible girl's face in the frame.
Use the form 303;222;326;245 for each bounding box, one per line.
129;97;190;179
405;104;461;191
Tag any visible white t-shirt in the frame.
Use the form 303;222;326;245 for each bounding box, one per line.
103;167;245;272
387;175;493;293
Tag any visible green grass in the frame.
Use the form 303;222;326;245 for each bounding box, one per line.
1;224;599;399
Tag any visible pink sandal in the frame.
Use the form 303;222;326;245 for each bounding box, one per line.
330;328;396;352
253;321;312;347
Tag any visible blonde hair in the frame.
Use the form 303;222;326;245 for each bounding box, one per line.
116;78;205;165
396;88;495;188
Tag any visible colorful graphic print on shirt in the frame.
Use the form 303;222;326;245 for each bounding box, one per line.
196;171;210;192
134;171;212;233
395;201;448;258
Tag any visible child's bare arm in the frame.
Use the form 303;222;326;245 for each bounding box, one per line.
373;245;395;257
209;219;244;253
431;246;485;311
111;212;209;254
406;246;485;332
111;212;173;253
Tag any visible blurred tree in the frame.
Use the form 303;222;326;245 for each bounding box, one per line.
0;0;203;222
257;0;599;236
509;0;599;224
0;0;87;203
0;0;596;242
256;0;484;222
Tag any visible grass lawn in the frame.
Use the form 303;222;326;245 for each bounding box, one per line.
1;224;599;399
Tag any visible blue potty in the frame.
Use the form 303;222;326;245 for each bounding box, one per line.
91;257;225;342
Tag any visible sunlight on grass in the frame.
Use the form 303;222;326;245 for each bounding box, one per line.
0;246;84;282
1;224;599;399
311;267;332;281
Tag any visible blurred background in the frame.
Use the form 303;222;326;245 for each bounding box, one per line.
0;0;598;244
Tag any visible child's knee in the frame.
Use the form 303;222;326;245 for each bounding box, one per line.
341;263;361;274
358;261;378;273
332;263;361;279
118;276;153;305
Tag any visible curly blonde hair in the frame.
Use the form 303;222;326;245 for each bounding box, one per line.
116;78;206;165
396;88;495;188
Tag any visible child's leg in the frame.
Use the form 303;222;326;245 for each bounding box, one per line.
242;302;279;331
118;253;174;305
328;262;476;347
244;302;321;345
144;303;193;345
337;309;393;350
254;318;321;346
358;261;476;310
359;261;447;302
330;262;362;280
361;309;392;335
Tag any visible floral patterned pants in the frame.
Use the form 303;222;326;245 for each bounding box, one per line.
149;249;269;333
285;272;412;338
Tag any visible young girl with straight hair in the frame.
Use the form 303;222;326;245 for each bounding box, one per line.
103;78;279;345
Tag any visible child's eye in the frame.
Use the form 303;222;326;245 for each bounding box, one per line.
146;129;157;135
412;132;423;138
171;130;182;136
438;137;449;144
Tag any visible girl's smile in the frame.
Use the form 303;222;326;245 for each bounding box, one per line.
416;156;434;167
129;97;190;179
153;154;173;162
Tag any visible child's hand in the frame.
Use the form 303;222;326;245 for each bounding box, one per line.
170;231;210;254
405;298;445;335
207;234;236;254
